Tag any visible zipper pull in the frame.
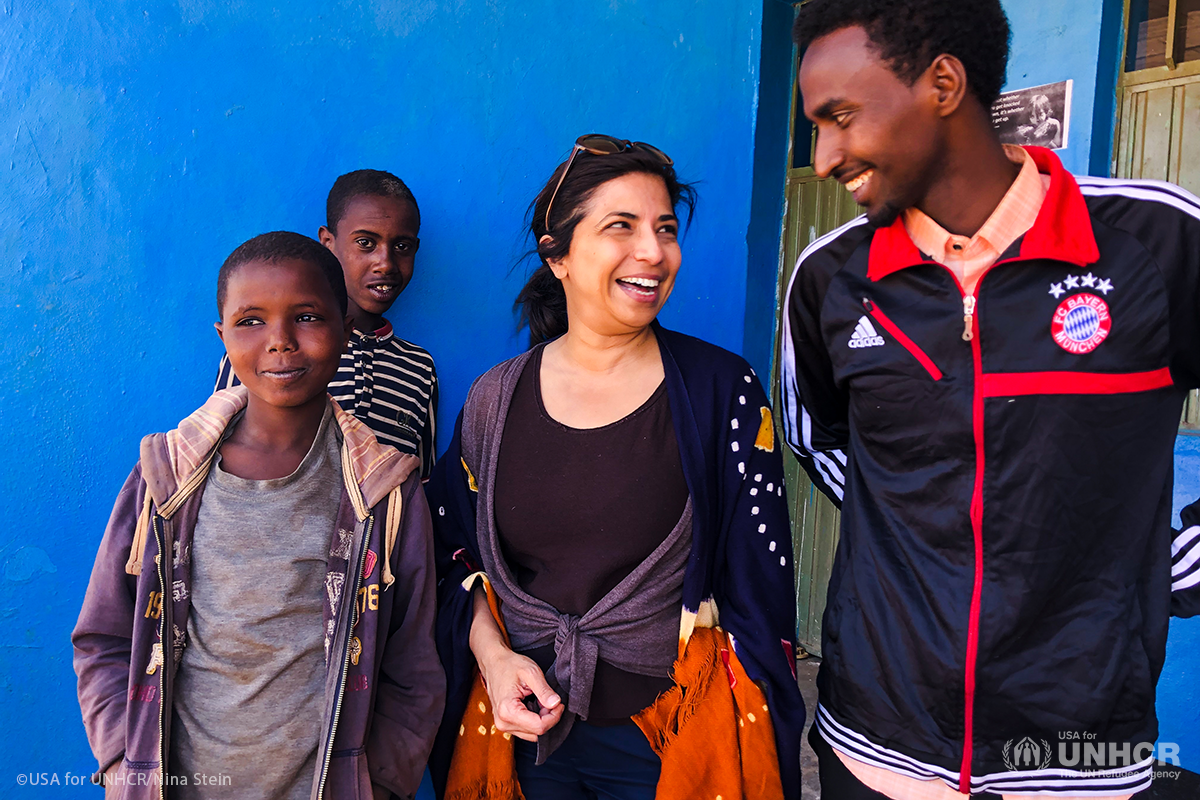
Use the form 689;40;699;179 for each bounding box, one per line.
862;297;874;312
962;296;976;342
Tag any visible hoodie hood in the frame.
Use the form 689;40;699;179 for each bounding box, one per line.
140;386;418;512
125;387;419;580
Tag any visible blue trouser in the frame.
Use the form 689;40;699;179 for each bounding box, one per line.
513;720;661;800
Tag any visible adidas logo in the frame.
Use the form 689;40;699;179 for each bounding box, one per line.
848;316;885;348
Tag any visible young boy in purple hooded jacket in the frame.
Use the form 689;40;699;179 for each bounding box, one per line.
73;231;444;800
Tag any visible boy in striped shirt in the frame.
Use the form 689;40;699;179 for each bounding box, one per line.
217;170;438;477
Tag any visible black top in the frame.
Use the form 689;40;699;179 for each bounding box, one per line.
494;345;689;721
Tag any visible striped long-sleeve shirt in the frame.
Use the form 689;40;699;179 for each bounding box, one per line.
216;320;437;478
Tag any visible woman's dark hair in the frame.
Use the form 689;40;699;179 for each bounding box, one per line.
515;146;697;345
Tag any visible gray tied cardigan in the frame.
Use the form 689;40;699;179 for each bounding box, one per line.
462;345;693;763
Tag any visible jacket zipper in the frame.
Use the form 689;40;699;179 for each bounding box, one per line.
940;275;985;795
316;515;373;800
962;296;976;342
861;298;944;380
153;515;168;800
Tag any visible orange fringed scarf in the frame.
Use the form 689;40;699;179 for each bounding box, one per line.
634;626;784;800
444;579;783;800
443;577;525;800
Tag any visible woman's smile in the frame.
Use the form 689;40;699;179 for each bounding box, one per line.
615;274;663;303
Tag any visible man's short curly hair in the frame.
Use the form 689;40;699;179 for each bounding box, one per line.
326;169;420;233
793;0;1011;108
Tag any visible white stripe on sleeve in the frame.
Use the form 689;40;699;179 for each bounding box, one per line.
778;216;864;502
1171;525;1200;557
1078;179;1200;224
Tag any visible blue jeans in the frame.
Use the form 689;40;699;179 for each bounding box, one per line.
513;720;661;800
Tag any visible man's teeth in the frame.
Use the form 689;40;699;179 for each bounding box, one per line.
846;171;873;192
620;277;660;288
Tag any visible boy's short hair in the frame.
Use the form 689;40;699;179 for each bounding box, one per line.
217;231;348;317
326;169;421;233
793;0;1011;108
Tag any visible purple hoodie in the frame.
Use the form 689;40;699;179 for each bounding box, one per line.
73;389;445;799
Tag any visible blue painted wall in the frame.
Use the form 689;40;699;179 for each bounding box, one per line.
0;1;782;792
742;0;796;382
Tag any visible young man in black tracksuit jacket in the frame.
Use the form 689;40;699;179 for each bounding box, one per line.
784;1;1200;798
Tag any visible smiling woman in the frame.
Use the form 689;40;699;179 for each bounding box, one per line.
515;135;695;348
426;136;806;800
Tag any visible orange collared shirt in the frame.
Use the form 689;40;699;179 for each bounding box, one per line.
902;145;1050;296
833;145;1133;800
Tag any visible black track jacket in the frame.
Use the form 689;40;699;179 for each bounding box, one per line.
782;147;1200;796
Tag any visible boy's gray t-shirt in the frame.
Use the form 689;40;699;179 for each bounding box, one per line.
170;406;342;800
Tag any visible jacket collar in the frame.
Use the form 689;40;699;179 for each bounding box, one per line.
140;386;418;517
866;146;1100;282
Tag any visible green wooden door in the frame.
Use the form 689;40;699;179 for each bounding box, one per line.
1117;0;1200;427
771;68;863;656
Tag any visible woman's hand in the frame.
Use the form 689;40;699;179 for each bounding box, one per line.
477;647;565;741
468;587;564;741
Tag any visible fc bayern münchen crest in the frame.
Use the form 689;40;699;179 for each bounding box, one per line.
1051;293;1111;354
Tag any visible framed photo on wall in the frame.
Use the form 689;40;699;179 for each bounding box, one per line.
991;80;1072;151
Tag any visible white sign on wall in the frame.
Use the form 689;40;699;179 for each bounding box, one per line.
991;80;1072;150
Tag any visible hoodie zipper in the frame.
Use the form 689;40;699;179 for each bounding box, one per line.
153;515;168;800
316;515;373;800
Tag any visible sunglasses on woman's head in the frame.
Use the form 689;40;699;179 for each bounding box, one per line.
544;134;674;232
